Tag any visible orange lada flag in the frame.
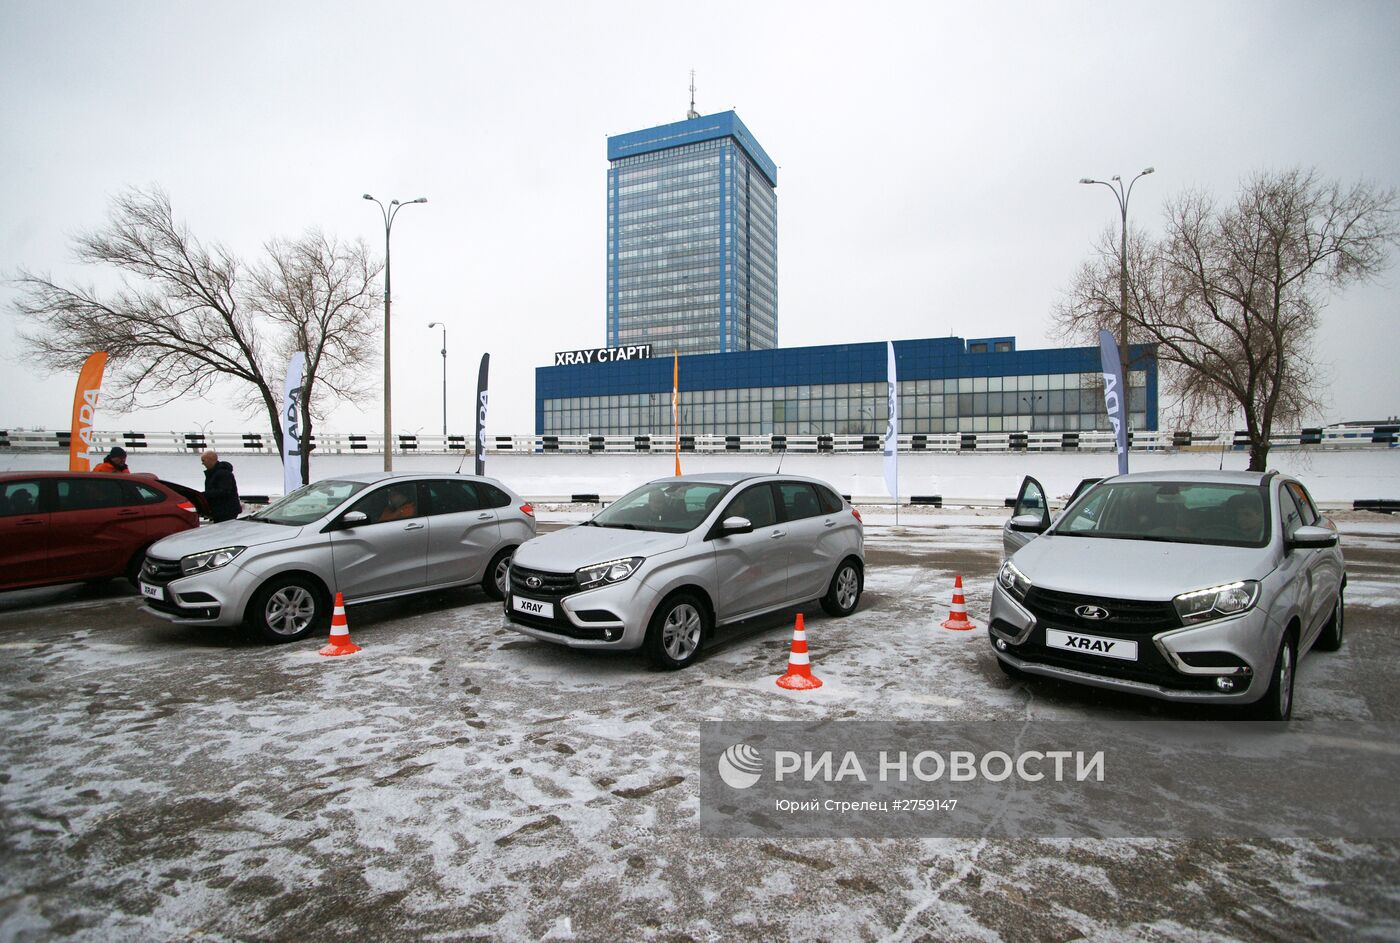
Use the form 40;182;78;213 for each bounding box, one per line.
69;352;108;471
672;351;682;476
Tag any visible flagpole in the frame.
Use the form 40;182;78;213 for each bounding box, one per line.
673;351;681;477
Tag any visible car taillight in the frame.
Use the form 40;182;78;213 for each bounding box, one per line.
851;508;862;523
178;502;197;513
520;503;535;517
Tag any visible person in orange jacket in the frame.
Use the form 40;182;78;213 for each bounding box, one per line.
92;447;130;474
379;486;417;522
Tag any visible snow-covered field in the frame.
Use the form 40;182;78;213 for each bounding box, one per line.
2;514;1399;940
3;447;1397;505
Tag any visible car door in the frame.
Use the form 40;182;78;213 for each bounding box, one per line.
1002;475;1050;557
48;476;148;582
1274;483;1327;645
710;482;788;620
328;481;430;599
0;479;51;589
423;478;499;586
1283;480;1338;642
775;481;837;601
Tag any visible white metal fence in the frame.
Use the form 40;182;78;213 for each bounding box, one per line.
1;426;1395;455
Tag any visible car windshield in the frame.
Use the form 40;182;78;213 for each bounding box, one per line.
590;481;733;533
249;479;369;526
1054;481;1271;547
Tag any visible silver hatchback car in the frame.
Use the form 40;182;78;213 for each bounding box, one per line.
139;473;536;642
990;470;1345;719
505;473;865;669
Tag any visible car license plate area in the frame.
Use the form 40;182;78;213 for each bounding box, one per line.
512;596;554;620
1046;628;1137;661
139;582;163;600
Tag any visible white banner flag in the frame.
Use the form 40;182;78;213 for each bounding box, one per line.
884;341;899;501
282;352;306;496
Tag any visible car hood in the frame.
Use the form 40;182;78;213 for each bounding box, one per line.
514;524;691;572
148;518;307;560
1012;534;1273;601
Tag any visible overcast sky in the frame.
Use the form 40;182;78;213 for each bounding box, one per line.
3;0;1398;439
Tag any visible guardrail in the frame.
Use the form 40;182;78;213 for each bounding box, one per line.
0;426;1395;455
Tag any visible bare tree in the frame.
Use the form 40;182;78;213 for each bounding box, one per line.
248;231;381;484
1058;168;1398;470
10;188;382;472
11;188;287;448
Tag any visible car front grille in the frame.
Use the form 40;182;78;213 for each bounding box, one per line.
510;565;580;600
141;556;184;586
1022;586;1180;635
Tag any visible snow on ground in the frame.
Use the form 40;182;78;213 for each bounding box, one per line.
1;517;1399;940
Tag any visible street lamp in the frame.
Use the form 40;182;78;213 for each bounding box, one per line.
1079;167;1154;410
428;322;447;438
363;193;428;471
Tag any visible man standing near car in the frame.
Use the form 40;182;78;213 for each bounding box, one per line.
92;446;130;473
201;450;242;522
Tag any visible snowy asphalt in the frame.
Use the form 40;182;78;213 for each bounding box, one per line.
2;509;1399;942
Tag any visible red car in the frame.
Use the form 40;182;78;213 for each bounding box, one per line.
0;470;201;592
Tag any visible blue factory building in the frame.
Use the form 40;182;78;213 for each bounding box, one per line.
536;335;1157;437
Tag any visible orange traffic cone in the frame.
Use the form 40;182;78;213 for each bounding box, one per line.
776;613;823;690
318;592;362;656
941;575;976;630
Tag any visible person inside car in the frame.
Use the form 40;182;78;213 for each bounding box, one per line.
379;487;417;522
8;488;36;514
1226;493;1266;542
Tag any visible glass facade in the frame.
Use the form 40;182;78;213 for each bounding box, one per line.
607;111;778;356
537;336;1158;436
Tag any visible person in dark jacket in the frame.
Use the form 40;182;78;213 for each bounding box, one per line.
92;447;130;473
201;450;242;522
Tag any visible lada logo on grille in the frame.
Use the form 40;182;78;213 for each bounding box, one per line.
525;576;543;590
1075;605;1110;620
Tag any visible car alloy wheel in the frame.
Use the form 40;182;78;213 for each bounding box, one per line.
836;566;859;610
1277;643;1294;719
662;603;702;661
482;548;514;601
265;585;316;637
821;559;862;617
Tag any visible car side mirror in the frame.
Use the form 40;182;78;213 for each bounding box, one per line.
1008;513;1047;534
719;515;753;536
1287;525;1337;550
340;511;368;529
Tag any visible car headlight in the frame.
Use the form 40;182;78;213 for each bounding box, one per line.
576;556;644;589
180;546;246;575
997;560;1031;600
1173;580;1260;625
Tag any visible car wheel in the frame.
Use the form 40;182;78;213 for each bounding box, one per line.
246;575;326;643
125;546;151;589
1249;633;1296;721
1315;587;1345;652
482;548;513;601
644;593;709;670
819;558;862;617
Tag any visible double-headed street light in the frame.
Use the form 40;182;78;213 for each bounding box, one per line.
427;321;447;438
363;193;428;471
1078;167;1154;409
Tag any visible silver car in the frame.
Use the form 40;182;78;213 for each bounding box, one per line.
139;473;536;642
990;470;1345;719
505;473;865;669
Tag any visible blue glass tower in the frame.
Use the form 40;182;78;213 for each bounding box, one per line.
606;111;778;356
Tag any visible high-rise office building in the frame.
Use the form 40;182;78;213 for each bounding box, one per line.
606;110;778;356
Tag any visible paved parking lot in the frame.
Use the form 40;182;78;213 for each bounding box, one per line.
2;510;1399;942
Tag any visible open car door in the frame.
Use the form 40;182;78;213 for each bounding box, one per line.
1002;475;1050;557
